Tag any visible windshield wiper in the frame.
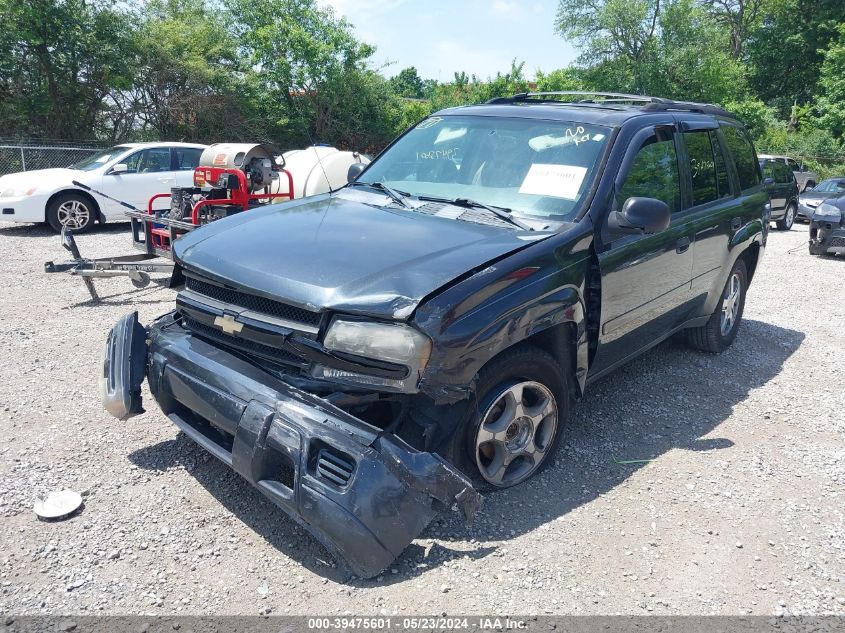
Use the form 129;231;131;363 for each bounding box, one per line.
348;181;411;208
419;195;534;231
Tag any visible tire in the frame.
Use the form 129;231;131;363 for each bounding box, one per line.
775;201;796;231
46;192;96;233
686;258;748;353
445;345;568;490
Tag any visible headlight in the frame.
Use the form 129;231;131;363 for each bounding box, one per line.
0;185;36;198
315;318;432;392
813;203;842;220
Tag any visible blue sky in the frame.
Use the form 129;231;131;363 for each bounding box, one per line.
322;0;579;81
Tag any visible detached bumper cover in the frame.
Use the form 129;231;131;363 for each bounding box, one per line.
809;220;845;256
103;312;481;578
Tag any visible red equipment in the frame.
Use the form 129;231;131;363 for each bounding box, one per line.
131;143;293;256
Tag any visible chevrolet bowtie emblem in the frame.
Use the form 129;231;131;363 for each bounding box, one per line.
213;313;243;335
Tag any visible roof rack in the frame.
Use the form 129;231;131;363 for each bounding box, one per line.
486;91;736;118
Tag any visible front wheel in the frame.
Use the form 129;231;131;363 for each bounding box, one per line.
46;193;96;233
776;202;796;230
447;345;568;489
686;259;748;353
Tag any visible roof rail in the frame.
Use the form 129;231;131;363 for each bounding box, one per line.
486;91;736;118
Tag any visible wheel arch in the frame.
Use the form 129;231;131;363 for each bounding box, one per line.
740;241;761;283
46;188;104;223
418;285;590;406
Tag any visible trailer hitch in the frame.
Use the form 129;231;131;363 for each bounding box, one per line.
44;229;176;301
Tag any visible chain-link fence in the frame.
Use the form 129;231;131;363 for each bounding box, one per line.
0;140;105;176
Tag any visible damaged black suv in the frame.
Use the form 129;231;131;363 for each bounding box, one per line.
103;92;767;577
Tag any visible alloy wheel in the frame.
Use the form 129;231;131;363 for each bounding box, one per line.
474;381;558;487
720;272;742;337
57;200;90;230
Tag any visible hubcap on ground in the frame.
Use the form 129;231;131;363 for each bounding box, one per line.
720;272;742;336
57;200;90;230
475;381;558;487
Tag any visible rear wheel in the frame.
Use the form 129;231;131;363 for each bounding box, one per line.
686;259;748;353
46;193;96;233
776;202;795;230
447;345;568;489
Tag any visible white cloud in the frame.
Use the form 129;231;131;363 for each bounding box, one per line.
428;38;514;80
492;0;520;14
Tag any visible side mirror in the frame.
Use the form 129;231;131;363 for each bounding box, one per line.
347;162;367;183
762;177;775;186
109;163;128;175
609;197;671;235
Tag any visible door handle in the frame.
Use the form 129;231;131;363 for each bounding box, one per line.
676;236;691;253
731;217;742;230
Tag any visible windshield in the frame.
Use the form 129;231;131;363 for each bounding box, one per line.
70;145;132;171
359;115;611;220
813;179;845;194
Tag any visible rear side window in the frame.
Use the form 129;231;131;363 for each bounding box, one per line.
683;131;719;206
787;159;800;171
721;126;761;191
775;162;792;183
175;147;203;170
617;135;681;213
711;132;732;198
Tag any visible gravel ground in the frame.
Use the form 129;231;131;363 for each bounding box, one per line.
0;220;843;617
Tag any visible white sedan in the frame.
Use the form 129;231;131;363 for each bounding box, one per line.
0;142;207;232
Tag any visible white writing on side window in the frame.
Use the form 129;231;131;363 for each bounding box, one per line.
518;164;588;200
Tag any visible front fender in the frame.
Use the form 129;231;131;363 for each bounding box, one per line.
415;247;591;404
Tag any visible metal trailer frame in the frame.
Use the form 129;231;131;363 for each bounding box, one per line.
43;168;294;301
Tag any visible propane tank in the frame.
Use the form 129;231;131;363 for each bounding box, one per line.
278;146;370;198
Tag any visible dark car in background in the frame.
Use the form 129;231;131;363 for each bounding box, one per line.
808;195;845;256
760;157;799;230
798;177;845;221
102;92;768;577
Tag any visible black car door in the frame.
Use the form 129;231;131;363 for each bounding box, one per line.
761;159;791;215
592;125;695;374
679;124;746;310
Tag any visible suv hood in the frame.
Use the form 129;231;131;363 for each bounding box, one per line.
173;190;550;320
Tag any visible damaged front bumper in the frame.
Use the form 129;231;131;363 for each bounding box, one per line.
102;312;481;578
809;219;845;256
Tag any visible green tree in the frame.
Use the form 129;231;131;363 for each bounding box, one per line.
130;0;248;142
0;0;136;140
746;0;841;116
389;67;425;99
815;24;845;138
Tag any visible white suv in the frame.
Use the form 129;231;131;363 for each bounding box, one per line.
0;142;207;232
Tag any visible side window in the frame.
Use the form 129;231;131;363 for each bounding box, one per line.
617;134;681;213
175;147;203;170
760;160;776;181
711;132;732;198
721;126;761;191
787;159;800;172
777;163;794;184
683;131;718;206
122;148;171;174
